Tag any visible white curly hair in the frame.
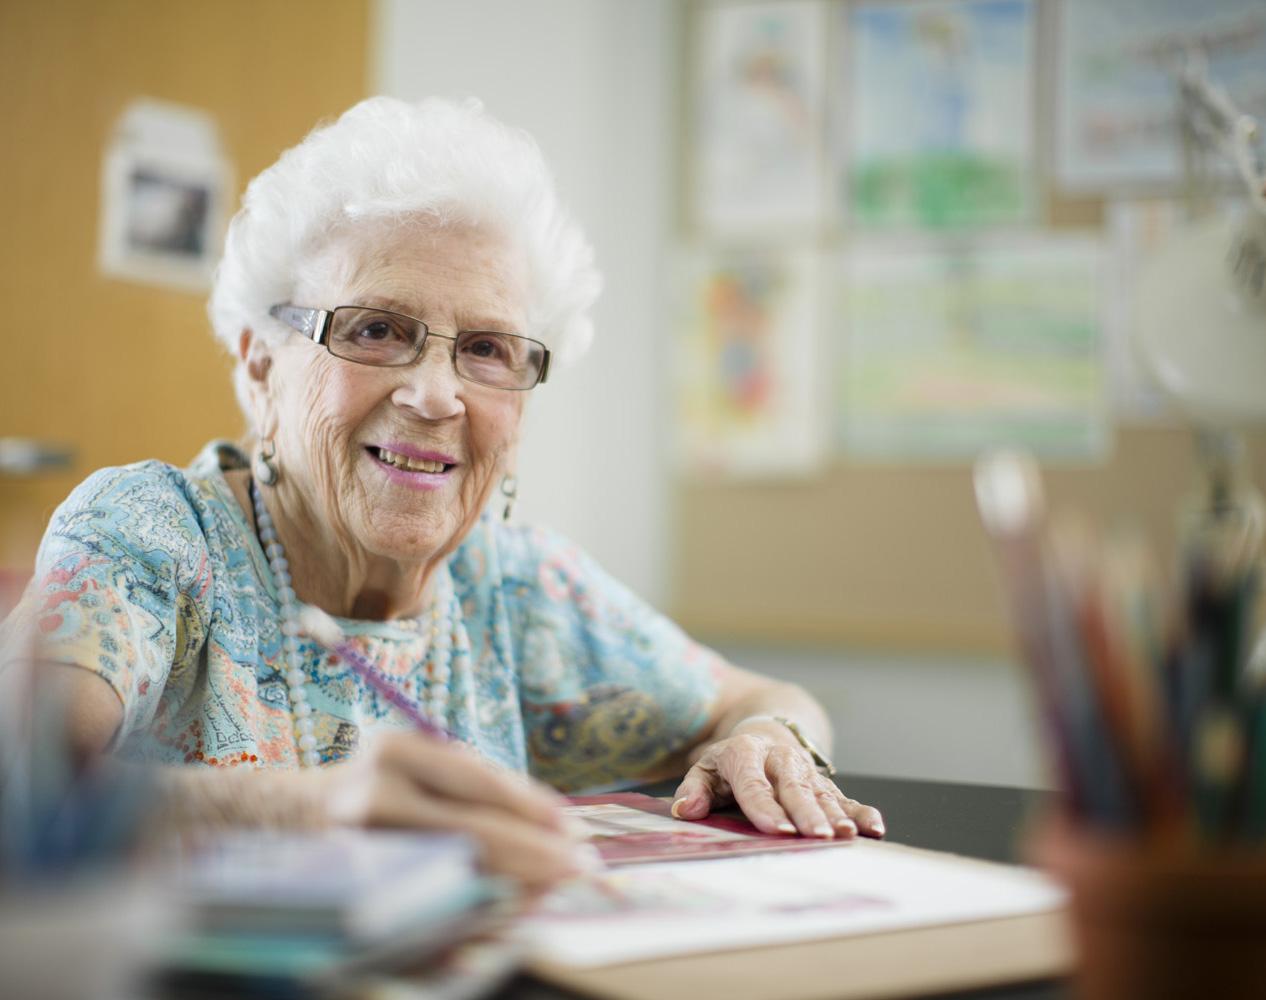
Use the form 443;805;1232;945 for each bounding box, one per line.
208;95;601;417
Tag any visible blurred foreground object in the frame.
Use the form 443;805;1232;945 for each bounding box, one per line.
1035;818;1266;1000
154;829;510;996
974;449;1266;841
0;873;171;1000
976;449;1266;999
0;646;168;999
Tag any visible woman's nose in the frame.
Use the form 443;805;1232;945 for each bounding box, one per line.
390;337;465;419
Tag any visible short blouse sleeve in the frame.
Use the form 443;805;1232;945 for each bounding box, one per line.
5;463;212;743
497;522;721;791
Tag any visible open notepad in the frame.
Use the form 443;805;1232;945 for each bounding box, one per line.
518;796;1071;1000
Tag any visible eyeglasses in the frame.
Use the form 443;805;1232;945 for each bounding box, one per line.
268;304;551;390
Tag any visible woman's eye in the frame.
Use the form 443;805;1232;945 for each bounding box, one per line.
462;335;507;360
357;322;397;342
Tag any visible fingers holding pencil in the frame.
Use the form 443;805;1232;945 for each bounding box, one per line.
377;733;572;834
297;604;597;887
323;732;597;889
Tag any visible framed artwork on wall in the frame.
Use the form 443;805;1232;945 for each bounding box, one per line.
690;1;830;237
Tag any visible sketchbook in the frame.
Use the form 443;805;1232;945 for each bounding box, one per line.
523;808;1072;1000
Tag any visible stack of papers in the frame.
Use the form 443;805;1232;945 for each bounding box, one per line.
158;829;504;995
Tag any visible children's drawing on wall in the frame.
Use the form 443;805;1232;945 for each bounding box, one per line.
676;252;822;477
693;1;828;236
1056;0;1266;192
836;237;1108;461
843;0;1035;229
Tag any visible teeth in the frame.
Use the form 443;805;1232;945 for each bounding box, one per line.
376;448;446;473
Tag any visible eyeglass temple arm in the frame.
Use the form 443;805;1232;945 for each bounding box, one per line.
268;304;331;345
537;350;551;385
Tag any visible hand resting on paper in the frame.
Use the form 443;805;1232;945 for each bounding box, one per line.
670;716;885;841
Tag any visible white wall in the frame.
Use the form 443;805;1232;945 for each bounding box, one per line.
717;643;1048;788
373;0;676;607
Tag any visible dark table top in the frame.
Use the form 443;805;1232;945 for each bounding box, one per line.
496;773;1069;1000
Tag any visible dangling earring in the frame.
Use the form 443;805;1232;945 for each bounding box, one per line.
254;437;280;486
499;474;518;522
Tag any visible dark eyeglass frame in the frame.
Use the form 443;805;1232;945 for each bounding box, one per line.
268;303;551;390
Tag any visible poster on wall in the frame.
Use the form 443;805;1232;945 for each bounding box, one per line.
691;1;828;236
98;98;232;292
675;250;823;477
843;0;1034;229
1056;0;1266;193
836;237;1108;461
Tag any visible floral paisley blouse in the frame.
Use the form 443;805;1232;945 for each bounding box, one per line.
4;442;720;791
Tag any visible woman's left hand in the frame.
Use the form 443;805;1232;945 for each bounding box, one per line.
670;728;885;840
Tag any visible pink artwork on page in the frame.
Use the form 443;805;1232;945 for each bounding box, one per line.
567;793;855;866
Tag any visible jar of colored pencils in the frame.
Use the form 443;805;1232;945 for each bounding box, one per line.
1035;820;1266;1000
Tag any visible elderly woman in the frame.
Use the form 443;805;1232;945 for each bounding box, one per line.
4;97;882;886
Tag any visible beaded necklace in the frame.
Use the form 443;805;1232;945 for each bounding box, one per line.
249;479;456;766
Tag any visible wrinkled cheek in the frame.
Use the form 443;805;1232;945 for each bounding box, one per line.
460;404;523;521
307;413;354;505
294;368;363;518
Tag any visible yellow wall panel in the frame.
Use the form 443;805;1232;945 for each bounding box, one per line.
0;0;369;572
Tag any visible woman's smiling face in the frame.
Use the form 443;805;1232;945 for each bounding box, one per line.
266;219;529;567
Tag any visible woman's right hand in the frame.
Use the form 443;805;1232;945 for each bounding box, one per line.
40;666;588;889
318;732;595;890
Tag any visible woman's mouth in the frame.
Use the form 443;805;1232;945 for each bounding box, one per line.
368;446;453;473
365;447;457;489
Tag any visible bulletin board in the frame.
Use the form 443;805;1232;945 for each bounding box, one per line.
668;0;1266;653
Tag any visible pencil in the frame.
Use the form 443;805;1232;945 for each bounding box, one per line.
297;604;452;742
974;452;1089;817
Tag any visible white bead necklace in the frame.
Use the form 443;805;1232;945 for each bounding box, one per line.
419;575;455;725
250;479;456;764
252;479;321;768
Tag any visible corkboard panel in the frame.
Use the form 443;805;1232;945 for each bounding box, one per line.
672;428;1266;654
0;0;370;571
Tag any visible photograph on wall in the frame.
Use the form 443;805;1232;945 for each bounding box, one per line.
842;0;1034;229
675;249;823;477
1056;0;1266;192
98;98;232;292
691;1;828;236
836;237;1108;461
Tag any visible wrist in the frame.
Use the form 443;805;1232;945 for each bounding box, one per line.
730;714;798;744
730;714;837;776
155;764;334;833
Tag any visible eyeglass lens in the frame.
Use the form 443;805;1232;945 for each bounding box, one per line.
327;307;545;389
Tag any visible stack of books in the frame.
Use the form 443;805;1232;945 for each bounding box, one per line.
155;828;505;997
